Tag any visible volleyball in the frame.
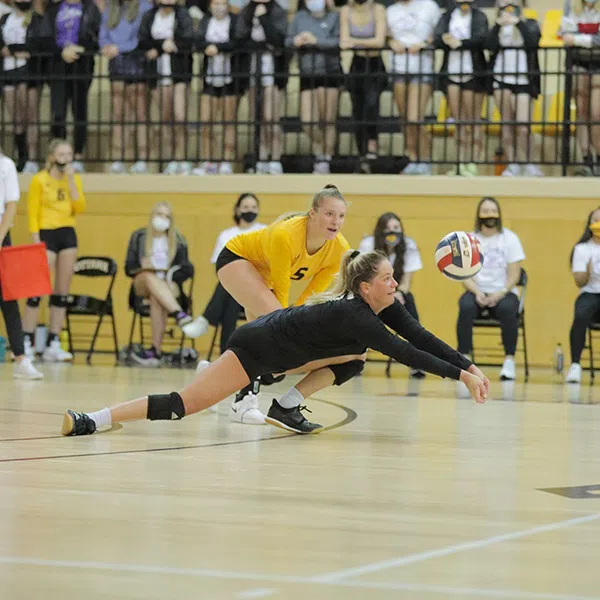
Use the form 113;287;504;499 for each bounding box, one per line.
435;231;483;280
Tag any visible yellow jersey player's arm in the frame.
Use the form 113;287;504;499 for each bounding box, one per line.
268;227;294;308
70;174;86;214
27;174;43;239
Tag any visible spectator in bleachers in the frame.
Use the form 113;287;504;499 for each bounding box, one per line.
386;0;440;175
287;0;342;175
235;0;288;175
456;196;525;381
339;0;387;173
42;0;101;173
434;0;488;177
566;207;600;384
100;0;152;175
561;1;600;177
358;211;424;376
138;0;194;175
0;0;46;174
22;139;85;363
488;0;542;177
124;201;205;366
193;193;266;352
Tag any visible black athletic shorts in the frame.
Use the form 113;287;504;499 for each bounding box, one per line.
39;227;78;254
227;320;280;381
215;246;245;274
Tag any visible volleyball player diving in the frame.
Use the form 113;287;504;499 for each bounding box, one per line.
61;249;490;437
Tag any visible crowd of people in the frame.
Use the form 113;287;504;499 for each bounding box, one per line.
0;0;598;175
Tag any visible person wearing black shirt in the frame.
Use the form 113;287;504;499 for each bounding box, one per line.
62;249;489;437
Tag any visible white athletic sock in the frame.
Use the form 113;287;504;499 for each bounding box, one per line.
87;408;112;430
278;387;304;409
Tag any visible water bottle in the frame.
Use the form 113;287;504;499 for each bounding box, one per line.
555;343;564;374
0;336;6;363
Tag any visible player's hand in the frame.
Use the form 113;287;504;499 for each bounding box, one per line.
467;363;490;396
146;48;159;60
64;164;75;177
162;39;178;53
475;292;488;307
460;370;488;403
0;46;10;58
485;291;505;307
390;40;406;54
61;45;80;63
101;44;119;59
408;42;425;54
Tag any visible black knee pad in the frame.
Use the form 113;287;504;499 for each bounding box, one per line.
147;392;185;421
26;296;41;308
50;294;69;308
329;360;365;386
260;373;286;386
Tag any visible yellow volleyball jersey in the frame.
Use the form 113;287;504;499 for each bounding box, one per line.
226;215;350;308
27;170;86;233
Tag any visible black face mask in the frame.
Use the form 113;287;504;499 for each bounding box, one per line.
383;231;403;248
54;161;68;170
14;2;32;11
354;0;369;5
240;211;258;223
479;217;499;229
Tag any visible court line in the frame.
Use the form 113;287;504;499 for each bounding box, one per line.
311;512;600;583
236;588;277;598
0;555;596;600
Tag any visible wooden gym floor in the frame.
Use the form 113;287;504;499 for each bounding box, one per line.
1;361;599;600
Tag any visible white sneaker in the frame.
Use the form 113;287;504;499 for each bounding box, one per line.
524;163;544;177
163;161;180;175
196;359;211;374
71;160;85;173
312;160;330;174
22;161;39;174
268;161;283;175
110;161;126;174
13;357;43;380
229;393;265;424
255;161;270;174
218;161;233;175
502;163;521;177
192;161;218;175
500;356;516;380
129;160;148;174
566;362;582;384
23;337;35;361
180;315;210;339
179;161;192;176
402;162;422;175
42;339;73;362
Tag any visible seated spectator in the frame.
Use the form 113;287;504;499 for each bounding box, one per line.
561;0;600;177
287;0;342;175
99;0;152;174
456;196;525;380
193;193;266;351
386;0;440;175
434;0;488;176
488;0;542;177
124;201;206;366
566;207;600;383
339;0;387;173
358;210;424;376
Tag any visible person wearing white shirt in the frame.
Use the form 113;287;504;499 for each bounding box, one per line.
196;193;266;354
358;211;424;376
457;197;525;380
0;150;43;379
566;207;600;383
386;0;440;175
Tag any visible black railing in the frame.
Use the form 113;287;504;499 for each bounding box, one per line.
0;46;597;176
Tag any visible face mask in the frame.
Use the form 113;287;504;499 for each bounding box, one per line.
54;161;68;171
14;1;32;10
158;2;174;8
212;4;228;16
152;215;170;232
460;0;473;10
500;3;520;16
305;0;325;12
354;0;368;5
479;216;499;229
240;211;258;223
383;231;402;248
590;222;600;234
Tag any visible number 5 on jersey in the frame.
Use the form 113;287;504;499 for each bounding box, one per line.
291;267;308;281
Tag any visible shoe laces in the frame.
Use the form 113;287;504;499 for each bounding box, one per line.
298;405;312;414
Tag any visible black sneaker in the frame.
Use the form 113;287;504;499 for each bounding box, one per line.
265;399;323;434
61;410;97;436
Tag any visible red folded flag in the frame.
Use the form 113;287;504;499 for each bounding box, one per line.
0;243;52;301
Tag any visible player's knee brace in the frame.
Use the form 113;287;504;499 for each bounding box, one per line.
147;392;186;421
49;294;69;308
329;360;365;386
26;296;41;308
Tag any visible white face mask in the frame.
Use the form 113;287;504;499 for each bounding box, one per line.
306;0;325;12
152;215;170;232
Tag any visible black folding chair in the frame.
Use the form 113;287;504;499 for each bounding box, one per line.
206;310;246;361
65;256;119;364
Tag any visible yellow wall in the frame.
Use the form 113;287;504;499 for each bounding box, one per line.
1;175;597;368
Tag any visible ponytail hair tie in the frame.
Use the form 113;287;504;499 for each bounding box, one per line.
350;250;360;260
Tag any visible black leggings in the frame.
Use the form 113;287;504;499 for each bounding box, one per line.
0;233;25;357
457;291;520;356
569;292;600;363
347;55;386;156
50;60;93;155
203;282;243;355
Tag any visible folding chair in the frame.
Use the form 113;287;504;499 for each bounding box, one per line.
206;310;246;361
471;268;529;381
64;256;119;364
127;274;195;363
